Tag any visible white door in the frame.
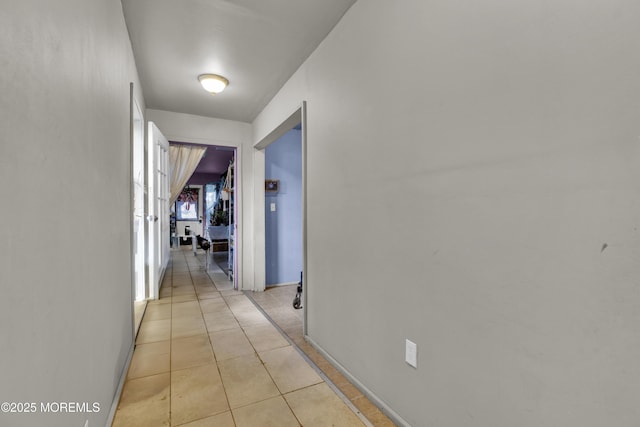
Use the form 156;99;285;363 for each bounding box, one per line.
132;98;145;301
147;121;170;299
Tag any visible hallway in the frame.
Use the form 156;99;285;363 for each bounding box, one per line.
112;247;370;426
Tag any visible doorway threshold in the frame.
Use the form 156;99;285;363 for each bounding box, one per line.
245;291;396;426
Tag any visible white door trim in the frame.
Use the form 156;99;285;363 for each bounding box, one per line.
147;121;170;299
151;134;244;290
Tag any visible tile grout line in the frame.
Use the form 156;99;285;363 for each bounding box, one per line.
194;248;307;425
195;259;238;427
235;309;305;426
190;246;372;426
193;247;247;425
244;291;374;427
169;250;177;426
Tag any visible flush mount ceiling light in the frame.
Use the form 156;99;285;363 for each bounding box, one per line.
198;74;229;95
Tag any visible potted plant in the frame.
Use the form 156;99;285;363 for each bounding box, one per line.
210;209;228;226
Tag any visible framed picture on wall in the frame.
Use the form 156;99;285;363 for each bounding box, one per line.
176;187;199;220
176;200;198;220
265;179;279;192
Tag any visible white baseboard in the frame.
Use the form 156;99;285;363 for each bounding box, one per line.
305;336;411;427
104;342;135;426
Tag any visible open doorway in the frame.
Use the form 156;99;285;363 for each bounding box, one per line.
251;102;307;338
170;142;237;287
265;125;303;287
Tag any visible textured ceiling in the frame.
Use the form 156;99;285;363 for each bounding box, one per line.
122;0;356;123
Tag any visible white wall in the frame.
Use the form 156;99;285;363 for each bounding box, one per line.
147;109;255;289
0;1;144;426
253;1;640;426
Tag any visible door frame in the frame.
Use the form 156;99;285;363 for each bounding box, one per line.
129;83;147;335
147;121;171;300
153;135;244;289
253;101;308;334
132;91;146;301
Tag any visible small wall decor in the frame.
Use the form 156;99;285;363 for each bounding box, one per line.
176;186;199;220
265;179;279;193
177;186;198;203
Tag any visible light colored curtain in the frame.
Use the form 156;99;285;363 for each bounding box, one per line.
169;144;207;205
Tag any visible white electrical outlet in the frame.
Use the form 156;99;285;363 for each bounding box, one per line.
270;202;276;212
405;339;417;368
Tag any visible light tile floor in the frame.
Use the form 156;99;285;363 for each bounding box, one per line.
247;288;396;427
112;247;369;427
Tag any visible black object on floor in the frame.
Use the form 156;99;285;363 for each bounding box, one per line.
196;235;210;251
293;271;303;309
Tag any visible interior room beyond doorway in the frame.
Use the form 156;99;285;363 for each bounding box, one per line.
264;126;303;287
170;142;236;285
